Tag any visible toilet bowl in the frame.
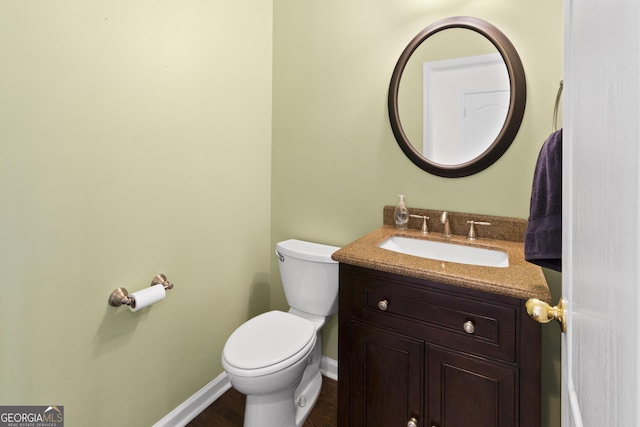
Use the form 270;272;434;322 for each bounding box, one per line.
221;239;339;427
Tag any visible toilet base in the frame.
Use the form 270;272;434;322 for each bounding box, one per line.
293;331;323;426
242;370;323;427
293;370;322;427
244;385;297;427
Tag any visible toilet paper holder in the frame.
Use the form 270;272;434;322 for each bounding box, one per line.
108;274;174;308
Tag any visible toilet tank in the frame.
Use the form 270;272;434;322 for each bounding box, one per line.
276;239;340;316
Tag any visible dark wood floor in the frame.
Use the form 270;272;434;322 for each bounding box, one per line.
187;376;337;427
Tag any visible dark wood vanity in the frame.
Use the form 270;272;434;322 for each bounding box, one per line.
337;265;541;427
333;212;550;427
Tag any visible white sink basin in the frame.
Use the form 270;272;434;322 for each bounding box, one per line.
378;236;509;268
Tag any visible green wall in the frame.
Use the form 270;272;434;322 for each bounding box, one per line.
271;0;562;426
0;1;272;426
1;0;562;426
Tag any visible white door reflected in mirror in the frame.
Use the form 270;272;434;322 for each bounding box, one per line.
423;53;509;164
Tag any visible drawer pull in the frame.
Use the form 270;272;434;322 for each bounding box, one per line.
463;320;475;334
378;299;389;311
407;417;418;427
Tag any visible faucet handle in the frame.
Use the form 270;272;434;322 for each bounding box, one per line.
410;214;429;234
466;220;491;240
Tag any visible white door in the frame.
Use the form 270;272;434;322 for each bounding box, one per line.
423;53;508;164
462;89;509;161
562;0;640;425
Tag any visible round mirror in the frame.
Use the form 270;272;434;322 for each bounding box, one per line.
388;16;526;177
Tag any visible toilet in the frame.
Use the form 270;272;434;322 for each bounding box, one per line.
221;239;340;427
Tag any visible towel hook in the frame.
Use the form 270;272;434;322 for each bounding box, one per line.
552;79;563;131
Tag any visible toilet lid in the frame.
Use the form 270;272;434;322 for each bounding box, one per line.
223;311;315;371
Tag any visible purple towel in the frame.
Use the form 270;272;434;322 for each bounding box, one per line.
525;129;562;272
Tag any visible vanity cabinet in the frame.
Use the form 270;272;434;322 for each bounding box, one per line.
338;264;541;427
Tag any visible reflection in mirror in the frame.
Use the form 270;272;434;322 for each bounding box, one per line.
389;17;526;178
425;53;509;164
399;29;509;164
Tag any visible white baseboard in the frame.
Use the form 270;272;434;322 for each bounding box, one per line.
153;372;231;427
154;356;337;427
320;355;338;381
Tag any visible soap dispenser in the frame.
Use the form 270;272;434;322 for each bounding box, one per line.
394;194;409;230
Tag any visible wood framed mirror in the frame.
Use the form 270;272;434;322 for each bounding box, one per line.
388;16;526;178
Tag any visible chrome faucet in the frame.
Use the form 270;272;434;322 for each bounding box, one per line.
440;211;452;237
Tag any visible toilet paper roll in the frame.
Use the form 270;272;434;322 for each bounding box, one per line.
129;284;166;312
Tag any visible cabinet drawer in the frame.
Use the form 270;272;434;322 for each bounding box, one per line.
352;272;517;362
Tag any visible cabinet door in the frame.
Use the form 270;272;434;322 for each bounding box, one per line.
350;322;424;427
427;346;516;427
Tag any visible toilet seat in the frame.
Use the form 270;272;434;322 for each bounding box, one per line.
222;310;316;377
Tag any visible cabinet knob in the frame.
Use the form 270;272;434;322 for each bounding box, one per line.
463;320;475;334
407;417;418;427
378;299;389;311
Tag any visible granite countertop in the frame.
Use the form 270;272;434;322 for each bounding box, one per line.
332;225;551;302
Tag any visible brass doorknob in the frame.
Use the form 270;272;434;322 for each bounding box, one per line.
525;298;567;332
